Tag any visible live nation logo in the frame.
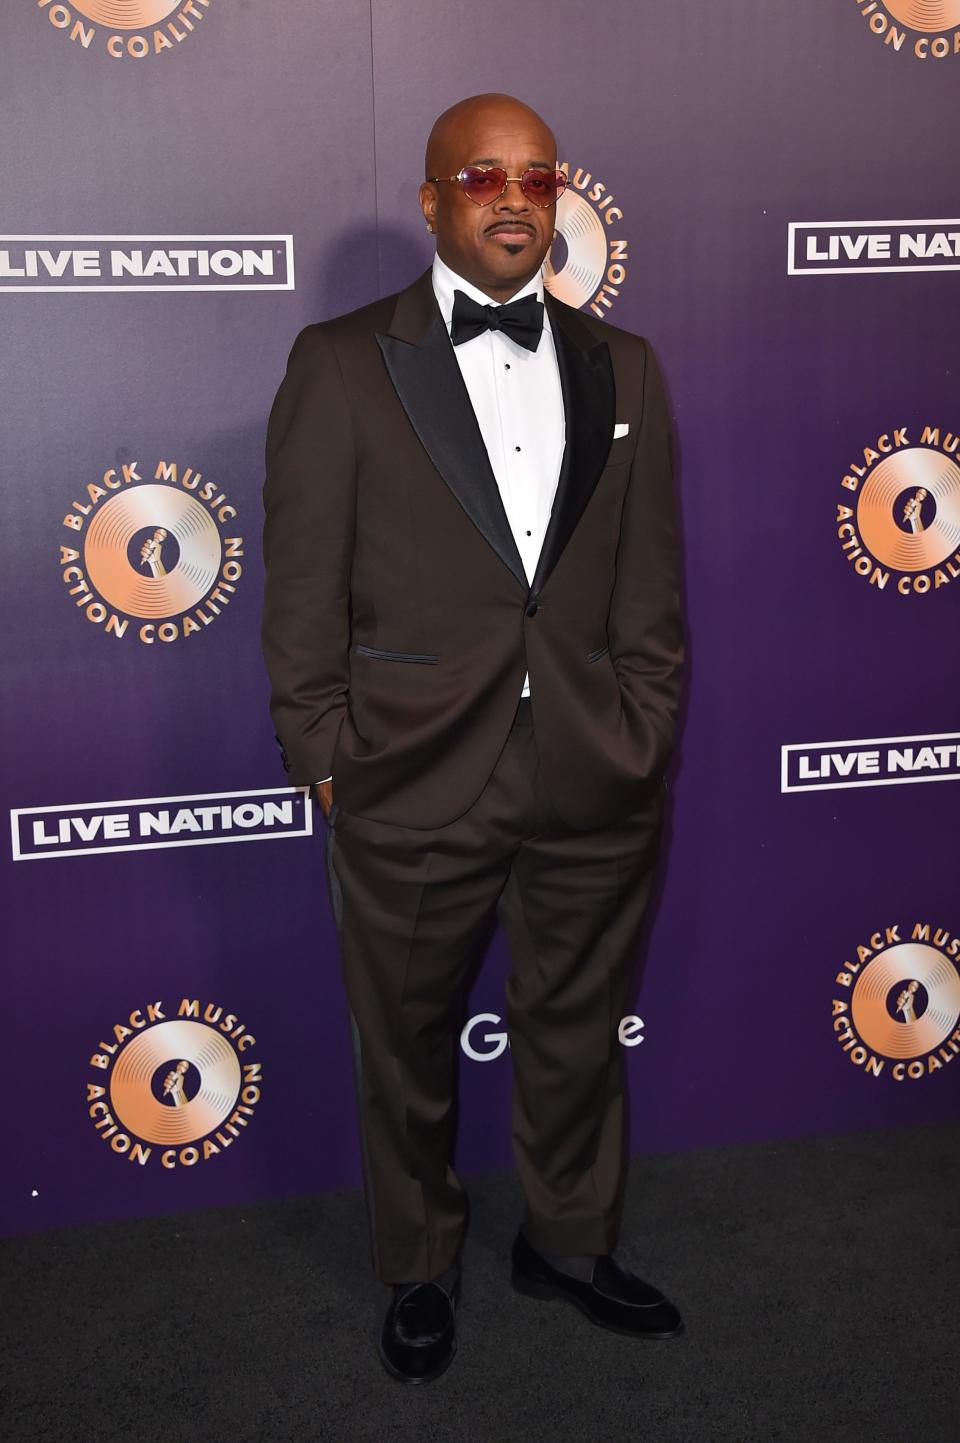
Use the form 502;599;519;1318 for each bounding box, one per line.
832;922;960;1083
781;731;960;793
851;1;960;60
788;220;960;276
835;425;960;595
59;457;243;644
0;237;294;292
35;0;214;61
10;787;311;860
545;162;628;318
87;996;262;1170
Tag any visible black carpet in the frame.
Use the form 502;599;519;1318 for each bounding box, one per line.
3;1122;958;1443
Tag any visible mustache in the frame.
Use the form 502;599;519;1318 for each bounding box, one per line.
484;220;537;237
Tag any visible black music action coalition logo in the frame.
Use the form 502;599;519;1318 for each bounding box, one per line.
59;457;243;643
836;425;960;595
87;997;262;1168
852;1;960;59
545;163;629;318
36;0;214;60
832;922;960;1082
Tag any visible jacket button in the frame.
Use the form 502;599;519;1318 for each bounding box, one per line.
526;603;539;617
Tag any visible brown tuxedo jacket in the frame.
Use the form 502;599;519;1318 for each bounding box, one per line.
261;267;684;830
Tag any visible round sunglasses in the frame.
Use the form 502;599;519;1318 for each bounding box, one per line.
427;165;568;208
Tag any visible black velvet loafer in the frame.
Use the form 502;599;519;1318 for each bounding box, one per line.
511;1231;684;1339
378;1275;460;1384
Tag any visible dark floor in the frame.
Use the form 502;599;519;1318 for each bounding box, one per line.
2;1122;958;1443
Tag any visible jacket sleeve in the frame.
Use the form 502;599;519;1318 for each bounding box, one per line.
261;325;356;785
607;338;685;783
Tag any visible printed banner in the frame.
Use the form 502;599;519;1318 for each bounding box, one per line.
2;0;956;1239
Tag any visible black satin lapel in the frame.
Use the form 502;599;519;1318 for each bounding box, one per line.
529;322;616;598
376;316;527;591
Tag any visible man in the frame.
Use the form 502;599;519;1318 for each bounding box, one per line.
261;92;685;1384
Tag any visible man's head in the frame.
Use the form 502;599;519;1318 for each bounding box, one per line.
420;93;559;303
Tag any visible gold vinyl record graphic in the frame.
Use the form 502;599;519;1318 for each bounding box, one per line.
84;484;221;618
856;448;960;572
71;1;181;26
545;190;608;311
851;943;960;1059
109;1021;242;1145
883;1;960;30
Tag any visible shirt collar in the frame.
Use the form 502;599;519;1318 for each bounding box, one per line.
431;252;550;337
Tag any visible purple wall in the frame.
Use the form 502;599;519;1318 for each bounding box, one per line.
3;0;957;1237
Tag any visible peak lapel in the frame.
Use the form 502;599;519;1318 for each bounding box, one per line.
530;295;616;598
376;270;528;591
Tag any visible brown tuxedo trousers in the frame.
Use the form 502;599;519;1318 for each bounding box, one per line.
261;269;684;1282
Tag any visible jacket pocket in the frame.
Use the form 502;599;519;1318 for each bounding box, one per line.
352;643;439;665
587;643;609;663
605;434;635;467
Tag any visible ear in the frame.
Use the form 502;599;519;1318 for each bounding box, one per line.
419;180;437;233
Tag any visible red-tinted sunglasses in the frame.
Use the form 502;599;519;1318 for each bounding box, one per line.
428;165;567;208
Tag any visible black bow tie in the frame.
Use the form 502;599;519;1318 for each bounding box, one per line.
450;289;544;353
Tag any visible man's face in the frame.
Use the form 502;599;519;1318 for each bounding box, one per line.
420;104;558;301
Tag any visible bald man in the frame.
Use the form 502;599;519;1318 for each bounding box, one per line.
262;92;685;1383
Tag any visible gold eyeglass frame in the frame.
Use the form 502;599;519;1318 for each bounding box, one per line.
426;165;568;208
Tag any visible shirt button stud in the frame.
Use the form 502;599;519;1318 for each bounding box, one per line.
515;445;521;452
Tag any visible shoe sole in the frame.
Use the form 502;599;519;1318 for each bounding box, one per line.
377;1337;457;1385
511;1269;685;1340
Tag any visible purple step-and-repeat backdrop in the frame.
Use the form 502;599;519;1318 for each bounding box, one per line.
3;0;958;1238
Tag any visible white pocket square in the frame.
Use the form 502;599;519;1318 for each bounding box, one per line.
613;422;629;438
